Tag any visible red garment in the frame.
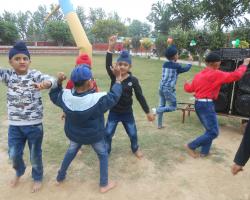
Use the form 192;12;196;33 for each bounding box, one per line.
65;79;99;92
184;65;247;100
75;53;92;67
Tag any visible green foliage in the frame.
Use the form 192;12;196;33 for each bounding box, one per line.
91;19;127;43
0;20;19;44
169;26;189;49
76;6;88;30
155;34;168;57
88;8;106;28
127;20;151;37
202;0;249;32
141;38;153;54
131;36;141;53
147;1;174;34
16;11;31;40
45;21;73;46
231;26;250;43
239;40;249;48
209;31;227;50
171;0;202;31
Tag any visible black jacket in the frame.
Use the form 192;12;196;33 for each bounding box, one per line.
106;52;150;114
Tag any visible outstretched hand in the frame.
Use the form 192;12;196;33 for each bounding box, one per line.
243;58;250;66
33;80;52;91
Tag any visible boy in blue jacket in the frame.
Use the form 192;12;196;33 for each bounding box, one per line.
153;45;192;129
49;64;122;193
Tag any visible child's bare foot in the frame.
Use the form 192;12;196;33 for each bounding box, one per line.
134;149;144;159
231;164;243;175
31;181;42;193
199;153;210;158
100;181;117;193
158;126;165;129
10;176;20;188
55;180;64;186
77;149;83;156
184;144;199;158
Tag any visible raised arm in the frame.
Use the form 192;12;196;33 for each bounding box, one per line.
106;35;117;80
177;63;192;74
32;70;57;90
49;72;67;108
219;60;248;84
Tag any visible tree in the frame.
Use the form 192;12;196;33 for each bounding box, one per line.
202;0;249;32
76;6;88;29
30;5;49;41
107;11;122;22
1;11;17;24
127;20;151;37
91;19;127;42
168;26;190;50
171;0;202;31
147;1;175;34
45;21;73;46
155;34;168;57
131;36;141;54
16;11;31;40
88;8;106;28
141;38;153;57
0;20;19;44
47;4;64;21
230;26;250;44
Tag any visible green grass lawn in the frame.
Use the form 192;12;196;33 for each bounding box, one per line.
0;54;241;180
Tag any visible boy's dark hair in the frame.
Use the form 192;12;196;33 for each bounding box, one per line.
205;52;221;63
73;80;88;87
165;45;178;60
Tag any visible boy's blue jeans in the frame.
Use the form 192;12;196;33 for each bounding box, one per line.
156;86;177;127
188;101;219;155
8;124;44;182
105;111;139;154
57;138;108;187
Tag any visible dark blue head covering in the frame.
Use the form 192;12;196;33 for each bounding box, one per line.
165;45;177;59
117;50;132;65
70;64;92;82
9;41;30;60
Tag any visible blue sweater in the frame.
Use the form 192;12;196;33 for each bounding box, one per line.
160;61;192;88
49;83;122;144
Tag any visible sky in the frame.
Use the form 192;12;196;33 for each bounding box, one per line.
0;0;168;23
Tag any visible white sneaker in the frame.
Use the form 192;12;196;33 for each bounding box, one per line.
152;108;157;115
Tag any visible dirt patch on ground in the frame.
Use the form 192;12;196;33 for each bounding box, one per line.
0;126;250;200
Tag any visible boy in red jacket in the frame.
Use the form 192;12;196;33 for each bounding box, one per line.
184;52;250;158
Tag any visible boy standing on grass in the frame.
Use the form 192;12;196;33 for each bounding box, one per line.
184;52;250;158
49;65;122;193
105;35;155;159
1;41;57;192
152;45;193;129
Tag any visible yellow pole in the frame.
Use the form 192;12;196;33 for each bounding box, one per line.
65;12;92;57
